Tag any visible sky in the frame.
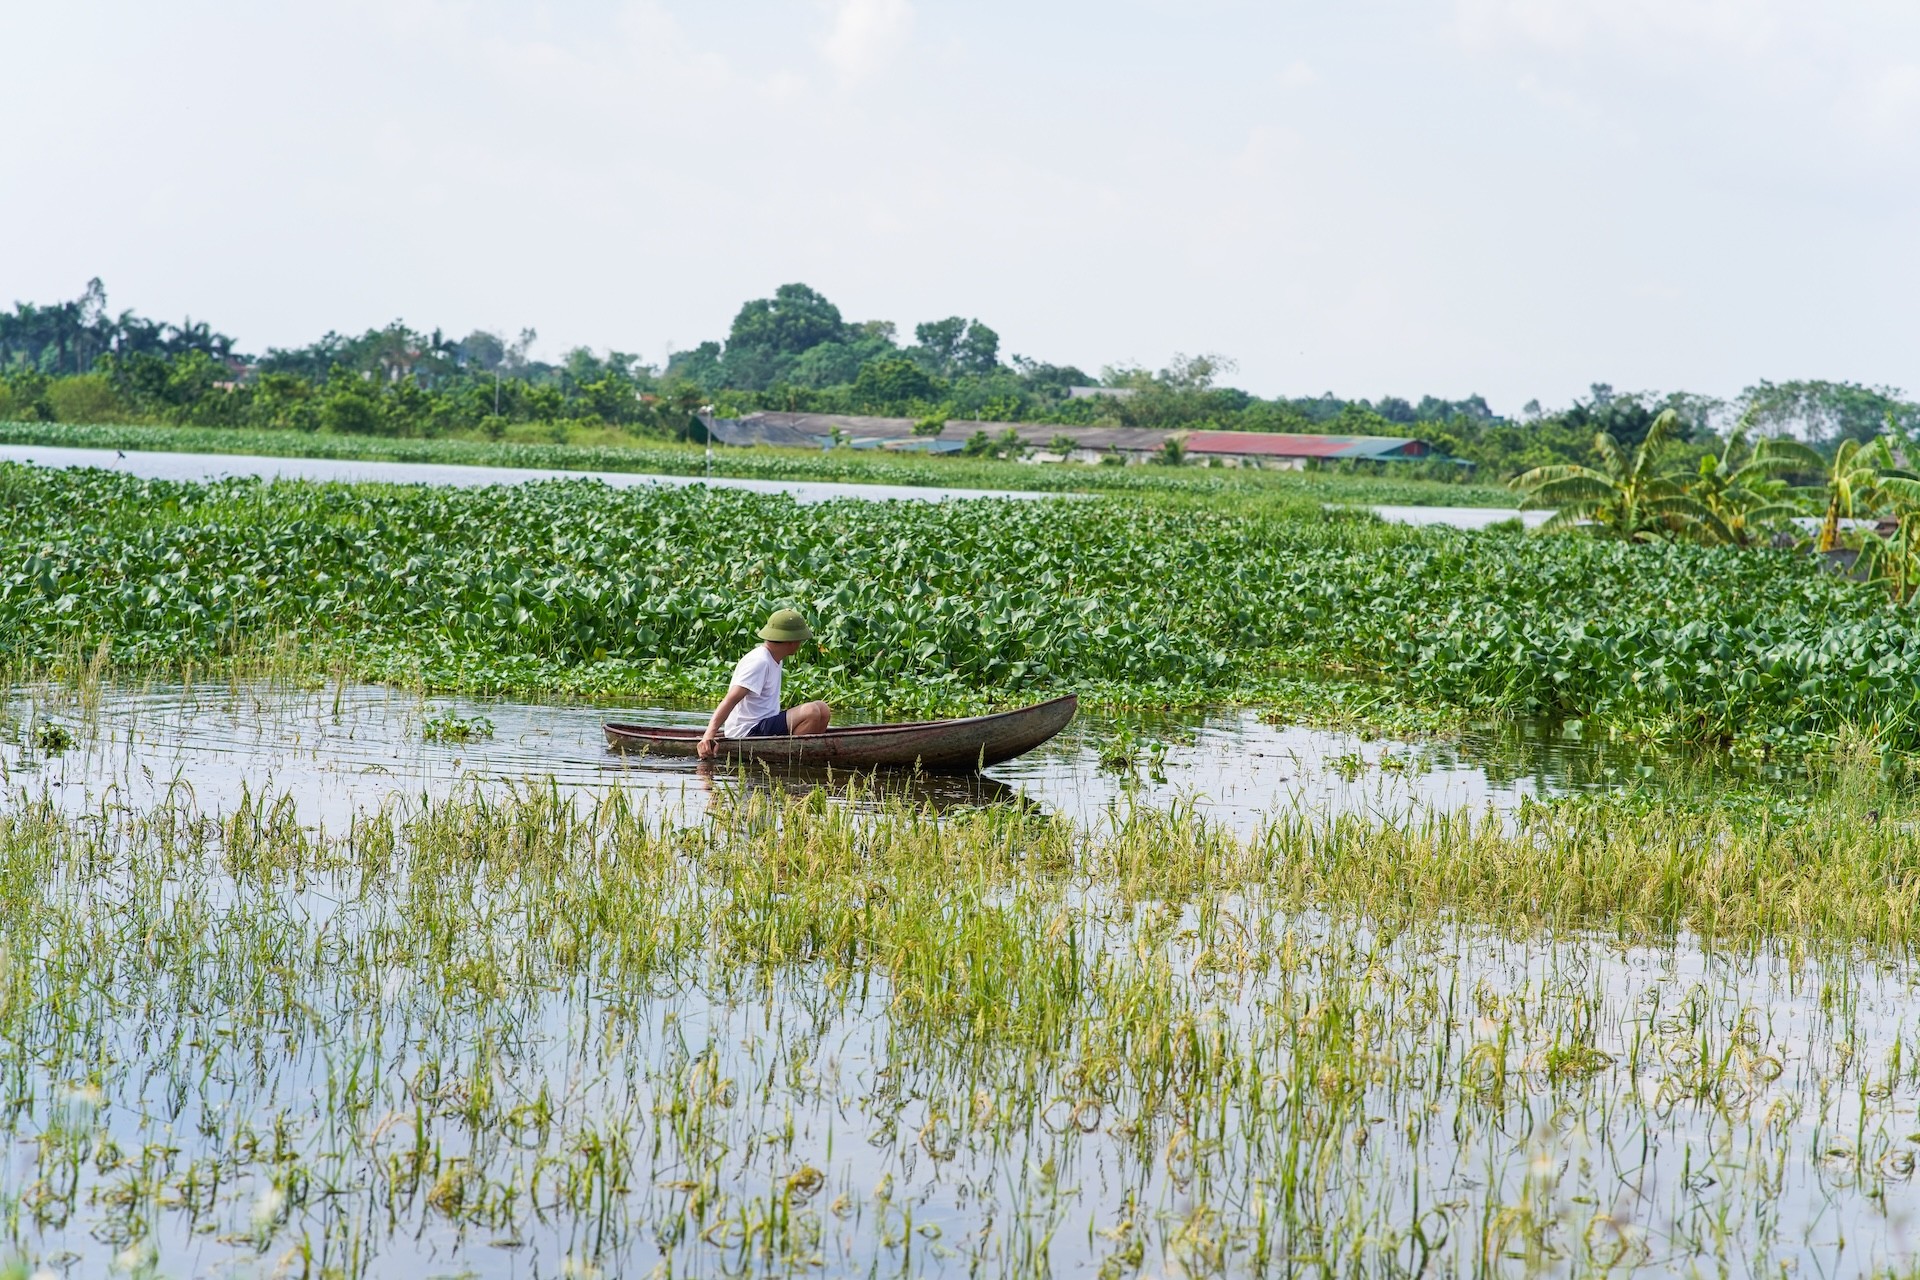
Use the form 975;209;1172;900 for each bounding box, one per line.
5;0;1919;412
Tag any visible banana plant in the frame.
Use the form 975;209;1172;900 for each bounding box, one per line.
1510;409;1708;539
1809;437;1895;554
1680;429;1816;547
1859;475;1920;603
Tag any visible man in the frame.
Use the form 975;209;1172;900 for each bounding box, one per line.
697;608;833;758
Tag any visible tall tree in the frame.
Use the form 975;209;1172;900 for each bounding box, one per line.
913;317;1000;377
1742;380;1917;448
727;284;845;358
851;357;944;412
1;280;239;373
457;330;506;372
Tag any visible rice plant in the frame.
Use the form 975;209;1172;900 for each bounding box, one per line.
0;778;1912;1275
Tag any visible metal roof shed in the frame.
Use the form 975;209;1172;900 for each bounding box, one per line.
1184;431;1433;460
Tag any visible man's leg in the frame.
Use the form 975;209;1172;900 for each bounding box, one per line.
786;701;832;735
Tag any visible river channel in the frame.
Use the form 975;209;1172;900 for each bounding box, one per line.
0;443;1531;526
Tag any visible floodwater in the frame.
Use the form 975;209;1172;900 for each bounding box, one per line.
0;443;1051;504
7;679;1589;832
1371;502;1550;528
3;681;1914;1278
4;680;1742;836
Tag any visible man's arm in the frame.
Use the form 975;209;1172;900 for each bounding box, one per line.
698;685;753;758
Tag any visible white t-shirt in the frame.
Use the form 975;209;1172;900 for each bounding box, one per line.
721;645;784;738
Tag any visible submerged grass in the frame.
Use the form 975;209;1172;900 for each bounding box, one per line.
0;776;1917;1275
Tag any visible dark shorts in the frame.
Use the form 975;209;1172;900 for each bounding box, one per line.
742;709;791;738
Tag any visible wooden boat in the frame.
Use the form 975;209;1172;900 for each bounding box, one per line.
604;694;1077;772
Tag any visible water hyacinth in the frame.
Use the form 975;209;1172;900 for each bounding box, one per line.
5;462;1920;745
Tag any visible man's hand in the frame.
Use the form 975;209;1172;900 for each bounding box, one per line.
700;684;752;760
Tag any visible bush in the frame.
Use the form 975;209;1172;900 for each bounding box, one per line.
320;381;389;435
0;372;54;422
45;374;128;424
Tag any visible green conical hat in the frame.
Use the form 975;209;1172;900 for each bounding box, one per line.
757;609;811;643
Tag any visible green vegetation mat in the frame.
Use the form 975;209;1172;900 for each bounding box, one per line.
5;462;1917;749
0;419;1520;506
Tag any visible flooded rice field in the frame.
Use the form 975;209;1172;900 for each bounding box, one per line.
0;683;1914;1277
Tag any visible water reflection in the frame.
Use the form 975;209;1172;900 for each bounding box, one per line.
681;756;1029;816
5;679;1840;834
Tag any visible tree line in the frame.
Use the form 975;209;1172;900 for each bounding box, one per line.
2;278;1915;480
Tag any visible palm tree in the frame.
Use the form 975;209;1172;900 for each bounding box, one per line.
1811;437;1893;553
1510;409;1707;538
1683;429;1818;547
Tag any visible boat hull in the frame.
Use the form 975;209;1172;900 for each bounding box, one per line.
604;694;1077;772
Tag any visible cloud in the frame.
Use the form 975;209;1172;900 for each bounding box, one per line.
1230;124;1305;179
1275;59;1317;90
819;0;913;83
1839;62;1920;139
1454;0;1920;157
1513;71;1636;147
1454;0;1778;55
